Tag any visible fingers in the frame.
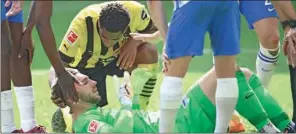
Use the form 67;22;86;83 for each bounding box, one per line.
4;0;11;7
5;1;22;17
51;92;66;108
117;53;124;68
127;54;135;69
288;36;296;55
120;54;129;70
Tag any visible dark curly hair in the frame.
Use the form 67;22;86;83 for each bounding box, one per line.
99;3;130;33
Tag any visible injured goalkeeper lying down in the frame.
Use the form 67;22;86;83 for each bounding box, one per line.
49;67;296;133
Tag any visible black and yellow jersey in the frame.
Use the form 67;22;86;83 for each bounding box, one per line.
59;1;152;68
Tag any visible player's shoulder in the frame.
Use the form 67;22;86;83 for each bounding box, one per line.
73;109;103;133
120;1;146;13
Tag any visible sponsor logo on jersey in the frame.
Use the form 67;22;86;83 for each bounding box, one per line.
67;30;79;45
181;96;190;109
63;44;69;51
141;10;148;20
87;120;99;133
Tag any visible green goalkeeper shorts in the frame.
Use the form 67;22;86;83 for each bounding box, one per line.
175;85;216;133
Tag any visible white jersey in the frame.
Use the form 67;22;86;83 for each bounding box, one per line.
173;0;190;10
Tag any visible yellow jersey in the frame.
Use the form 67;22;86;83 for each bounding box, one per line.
59;1;152;68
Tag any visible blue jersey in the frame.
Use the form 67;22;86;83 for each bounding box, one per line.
239;0;277;29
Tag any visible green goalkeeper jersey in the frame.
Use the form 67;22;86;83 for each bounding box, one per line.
73;106;134;133
73;106;159;133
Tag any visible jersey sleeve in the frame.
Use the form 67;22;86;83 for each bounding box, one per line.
133;3;152;32
103;106;133;132
73;115;114;133
58;19;84;64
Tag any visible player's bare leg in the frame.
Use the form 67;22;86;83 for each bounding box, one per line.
213;56;239;133
253;18;280;88
1;20;19;133
158;56;191;132
9;22;44;133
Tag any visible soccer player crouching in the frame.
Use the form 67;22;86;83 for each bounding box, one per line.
57;1;159;110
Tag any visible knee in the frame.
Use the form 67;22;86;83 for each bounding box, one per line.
260;32;280;51
240;68;253;81
135;43;158;64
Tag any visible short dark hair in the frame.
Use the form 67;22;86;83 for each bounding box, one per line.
99;3;130;33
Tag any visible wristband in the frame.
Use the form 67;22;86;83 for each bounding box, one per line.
281;20;296;30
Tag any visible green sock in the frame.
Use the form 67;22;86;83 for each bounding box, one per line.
248;74;291;131
131;63;158;111
235;71;271;131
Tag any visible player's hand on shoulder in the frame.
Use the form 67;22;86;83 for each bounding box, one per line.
18;28;34;65
4;0;24;17
283;28;296;67
117;38;139;70
130;31;162;45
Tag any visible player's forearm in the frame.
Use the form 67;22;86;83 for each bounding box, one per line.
147;1;168;42
25;1;36;33
35;1;66;74
272;1;296;21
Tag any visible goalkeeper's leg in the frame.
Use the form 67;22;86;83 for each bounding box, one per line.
244;68;296;132
233;70;279;132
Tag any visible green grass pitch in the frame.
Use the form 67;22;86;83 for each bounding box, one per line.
9;1;295;132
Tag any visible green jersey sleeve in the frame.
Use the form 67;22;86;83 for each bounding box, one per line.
73;114;114;133
73;106;133;133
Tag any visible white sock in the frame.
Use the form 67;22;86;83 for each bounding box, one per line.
215;78;239;133
15;86;37;132
256;45;278;88
1;90;17;133
159;76;183;133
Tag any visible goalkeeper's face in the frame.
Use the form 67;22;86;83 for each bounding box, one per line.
73;72;101;105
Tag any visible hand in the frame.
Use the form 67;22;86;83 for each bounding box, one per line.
18;28;34;64
162;51;169;73
4;0;24;17
56;70;79;105
130;32;162;45
50;89;66;108
113;72;133;107
117;38;139;70
283;28;296;67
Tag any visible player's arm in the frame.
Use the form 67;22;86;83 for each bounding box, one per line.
146;1;168;42
271;1;296;66
74;109;133;133
58;21;82;67
32;1;79;103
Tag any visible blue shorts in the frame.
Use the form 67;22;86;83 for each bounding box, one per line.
239;0;278;29
1;0;23;22
166;1;240;59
